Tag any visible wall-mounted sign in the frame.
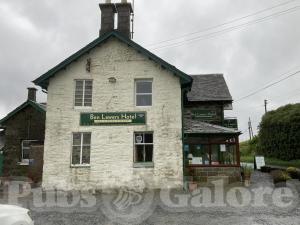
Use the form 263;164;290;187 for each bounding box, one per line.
192;109;218;121
223;118;238;129
80;112;146;126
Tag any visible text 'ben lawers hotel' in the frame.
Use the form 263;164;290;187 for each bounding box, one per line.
33;0;241;191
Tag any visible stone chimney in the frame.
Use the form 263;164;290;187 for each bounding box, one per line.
115;0;133;39
99;1;117;36
27;87;37;102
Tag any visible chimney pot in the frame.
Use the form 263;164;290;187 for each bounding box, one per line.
27;87;37;102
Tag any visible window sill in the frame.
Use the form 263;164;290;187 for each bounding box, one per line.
74;106;92;111
70;164;91;168
133;162;154;168
17;162;29;166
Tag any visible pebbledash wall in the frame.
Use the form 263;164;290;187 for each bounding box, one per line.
42;37;183;190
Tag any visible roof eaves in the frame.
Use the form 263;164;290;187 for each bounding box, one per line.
33;31;192;90
0;100;46;125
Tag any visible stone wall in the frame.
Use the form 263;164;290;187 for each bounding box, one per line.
28;144;44;183
187;167;241;184
2;106;45;177
42;37;183;191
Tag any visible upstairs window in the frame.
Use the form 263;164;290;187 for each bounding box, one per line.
72;132;91;166
75;80;93;107
135;80;152;106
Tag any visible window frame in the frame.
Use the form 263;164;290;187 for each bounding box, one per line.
20;140;38;165
74;79;93;108
71;132;91;167
135;79;153;107
133;132;154;168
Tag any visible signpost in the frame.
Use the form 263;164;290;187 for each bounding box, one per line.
254;156;265;170
80;112;146;126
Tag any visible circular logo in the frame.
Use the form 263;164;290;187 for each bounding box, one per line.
100;187;155;225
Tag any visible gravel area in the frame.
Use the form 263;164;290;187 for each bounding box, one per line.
1;171;300;225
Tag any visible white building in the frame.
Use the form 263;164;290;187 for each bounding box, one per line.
34;2;192;190
34;2;240;191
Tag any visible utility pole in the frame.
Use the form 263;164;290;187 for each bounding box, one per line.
264;99;268;114
248;117;254;140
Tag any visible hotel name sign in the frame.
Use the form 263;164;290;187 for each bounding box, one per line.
80;112;146;126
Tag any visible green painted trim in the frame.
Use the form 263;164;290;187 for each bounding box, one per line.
33;31;193;89
0;100;46;125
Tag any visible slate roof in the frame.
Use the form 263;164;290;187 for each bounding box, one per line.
0;100;46;125
33;31;193;90
187;74;232;102
184;118;240;134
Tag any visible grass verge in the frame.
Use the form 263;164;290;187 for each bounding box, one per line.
241;155;300;168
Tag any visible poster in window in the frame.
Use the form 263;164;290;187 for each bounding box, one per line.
220;144;226;152
136;135;143;143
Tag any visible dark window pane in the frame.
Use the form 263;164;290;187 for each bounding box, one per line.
73;133;81;146
134;145;144;162
83;133;91;145
211;145;220;165
136;81;152;94
145;145;153;162
72;146;81;165
23;149;30;159
144;133;153;144
82;146;91;164
23;141;31;148
136;95;152;106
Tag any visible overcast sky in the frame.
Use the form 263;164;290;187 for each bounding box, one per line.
0;0;299;141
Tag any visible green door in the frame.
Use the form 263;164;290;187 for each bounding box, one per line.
0;151;3;176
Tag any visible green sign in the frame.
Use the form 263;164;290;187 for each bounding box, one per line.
80;112;146;126
192;109;218;121
223;118;238;129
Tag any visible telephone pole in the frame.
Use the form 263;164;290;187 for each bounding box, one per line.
264;99;268;114
248;117;254;140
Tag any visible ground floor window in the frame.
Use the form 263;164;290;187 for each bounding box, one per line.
72;132;91;166
134;132;153;165
185;136;239;166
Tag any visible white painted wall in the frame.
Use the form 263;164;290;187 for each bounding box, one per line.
42;37;183;190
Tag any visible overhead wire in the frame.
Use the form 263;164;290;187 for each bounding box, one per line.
146;0;298;48
150;6;300;51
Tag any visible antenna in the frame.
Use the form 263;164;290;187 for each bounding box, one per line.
131;0;135;39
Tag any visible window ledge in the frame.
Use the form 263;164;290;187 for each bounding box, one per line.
133;162;154;168
70;164;91;168
18;162;29;166
74;106;92;111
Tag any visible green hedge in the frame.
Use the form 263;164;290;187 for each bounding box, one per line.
258;103;300;161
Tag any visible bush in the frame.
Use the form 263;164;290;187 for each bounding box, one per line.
271;170;291;183
286;167;299;179
258;104;300;161
240;136;259;157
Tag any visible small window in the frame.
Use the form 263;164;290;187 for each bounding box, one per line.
75;80;93;107
134;133;153;164
135;80;152;106
21;140;37;164
72;133;91;166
